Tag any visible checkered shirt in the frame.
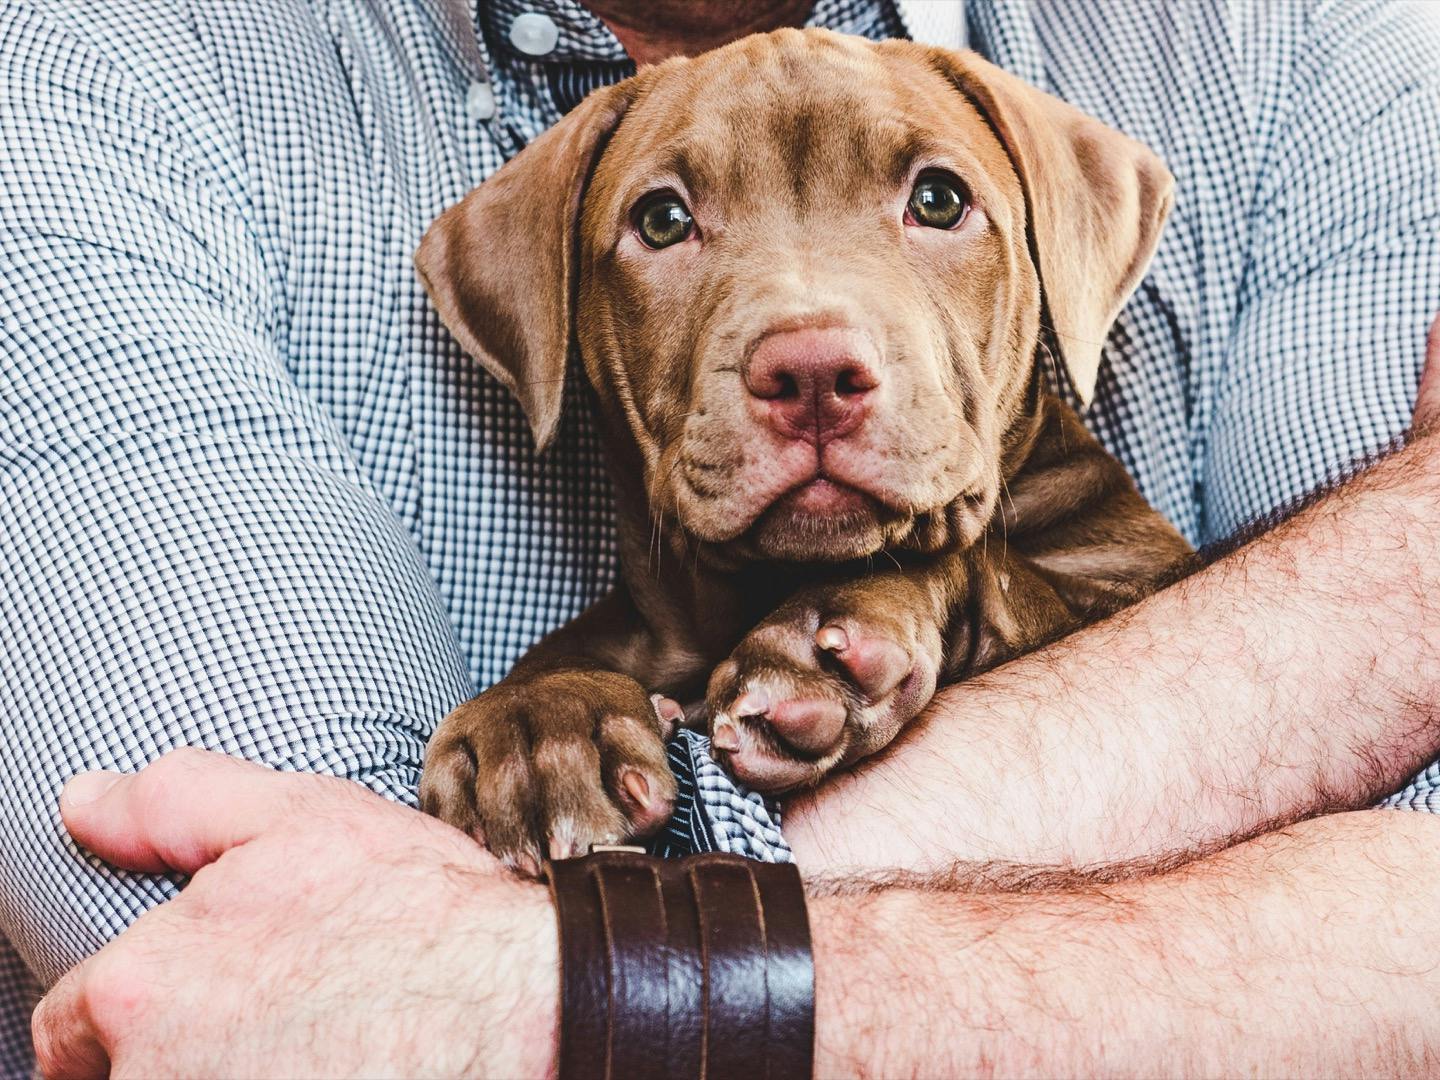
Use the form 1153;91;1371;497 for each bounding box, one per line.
1;0;1438;1073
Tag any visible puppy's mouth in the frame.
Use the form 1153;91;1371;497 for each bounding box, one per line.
744;471;899;561
668;429;988;562
774;475;874;518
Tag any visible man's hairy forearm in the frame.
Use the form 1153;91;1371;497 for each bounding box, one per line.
809;811;1440;1077
787;432;1440;873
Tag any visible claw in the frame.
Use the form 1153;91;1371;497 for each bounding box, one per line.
711;719;741;752
816;625;848;652
507;850;542;878
651;694;684;738
621;768;653;812
735;688;770;718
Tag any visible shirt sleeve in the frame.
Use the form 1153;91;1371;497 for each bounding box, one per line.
0;4;473;986
1199;0;1440;541
1198;2;1440;811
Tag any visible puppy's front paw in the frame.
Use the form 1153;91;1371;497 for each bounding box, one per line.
705;581;944;792
420;669;681;874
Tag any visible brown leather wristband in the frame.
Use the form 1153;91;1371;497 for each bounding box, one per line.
546;850;814;1080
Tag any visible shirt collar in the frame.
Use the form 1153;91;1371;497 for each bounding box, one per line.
482;0;629;64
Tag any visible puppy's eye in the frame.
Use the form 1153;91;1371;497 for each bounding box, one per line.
635;194;695;249
906;172;969;230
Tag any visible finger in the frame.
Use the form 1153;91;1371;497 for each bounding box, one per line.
60;747;356;875
32;966;109;1080
1413;312;1440;431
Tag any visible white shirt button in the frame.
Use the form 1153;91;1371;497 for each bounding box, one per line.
509;12;560;57
465;81;496;122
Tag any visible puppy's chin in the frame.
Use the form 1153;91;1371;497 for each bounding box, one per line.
748;482;891;562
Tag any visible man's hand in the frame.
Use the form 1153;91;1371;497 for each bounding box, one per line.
31;749;558;1079
1413;313;1440;432
38;751;1440;1078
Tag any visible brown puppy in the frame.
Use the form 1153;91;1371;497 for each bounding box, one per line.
415;29;1193;871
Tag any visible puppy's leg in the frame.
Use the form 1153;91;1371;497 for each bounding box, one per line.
704;541;1125;793
420;589;694;874
422;665;681;874
704;566;952;794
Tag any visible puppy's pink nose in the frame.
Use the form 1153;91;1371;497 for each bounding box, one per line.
745;327;879;442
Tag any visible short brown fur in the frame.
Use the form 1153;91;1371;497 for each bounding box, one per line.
414;30;1193;870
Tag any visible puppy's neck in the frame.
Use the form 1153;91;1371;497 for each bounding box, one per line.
997;364;1056;481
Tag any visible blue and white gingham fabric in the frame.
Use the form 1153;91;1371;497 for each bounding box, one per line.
0;0;1437;1072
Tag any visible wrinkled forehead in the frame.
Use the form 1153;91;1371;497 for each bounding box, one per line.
591;33;1019;218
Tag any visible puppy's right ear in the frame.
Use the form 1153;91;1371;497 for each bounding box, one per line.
415;81;638;452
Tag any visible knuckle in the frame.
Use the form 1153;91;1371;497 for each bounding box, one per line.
30;986;70;1073
130;763;187;835
30;1026;60;1078
531;734;594;776
157;745;213;770
82;950;151;1038
480;751;534;808
293;777;385;841
30;1007;74;1080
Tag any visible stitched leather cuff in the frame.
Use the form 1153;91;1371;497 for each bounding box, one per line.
546;850;814;1080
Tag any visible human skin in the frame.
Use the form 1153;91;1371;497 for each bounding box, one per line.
581;0;816;64
33;751;1440;1077
33;338;1440;1076
29;0;1440;1070
784;317;1440;877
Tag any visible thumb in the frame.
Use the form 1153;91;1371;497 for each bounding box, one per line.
60;748;353;875
1412;313;1440;432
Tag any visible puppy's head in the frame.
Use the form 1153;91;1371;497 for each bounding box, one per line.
417;30;1171;564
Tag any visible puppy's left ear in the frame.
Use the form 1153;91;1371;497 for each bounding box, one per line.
415;80;639;451
927;49;1174;405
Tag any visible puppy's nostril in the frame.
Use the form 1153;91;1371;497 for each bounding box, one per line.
748;369;799;400
743;327;882;434
834;365;877;397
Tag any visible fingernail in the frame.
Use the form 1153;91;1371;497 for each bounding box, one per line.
622;769;652;811
711;721;740;752
735;689;770;718
61;771;123;809
816;626;848;652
